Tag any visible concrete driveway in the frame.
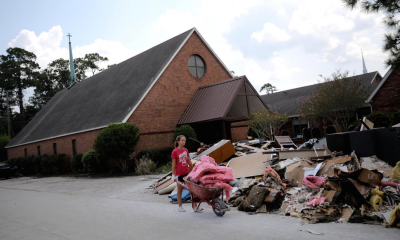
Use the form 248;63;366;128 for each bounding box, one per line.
0;175;399;240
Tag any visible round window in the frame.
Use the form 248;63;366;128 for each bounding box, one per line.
188;55;206;78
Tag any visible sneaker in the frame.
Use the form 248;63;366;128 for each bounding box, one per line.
194;207;204;213
178;206;186;212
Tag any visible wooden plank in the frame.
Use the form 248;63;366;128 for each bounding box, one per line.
208;140;236;164
193;140;236;164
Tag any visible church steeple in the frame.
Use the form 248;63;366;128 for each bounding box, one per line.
362;49;367;74
67;33;77;87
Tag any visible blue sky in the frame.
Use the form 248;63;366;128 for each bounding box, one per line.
0;0;390;102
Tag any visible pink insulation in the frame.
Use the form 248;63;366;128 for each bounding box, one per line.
307;196;326;206
188;155;234;201
263;166;287;188
302;176;326;189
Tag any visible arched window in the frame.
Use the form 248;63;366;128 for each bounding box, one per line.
188;55;206;78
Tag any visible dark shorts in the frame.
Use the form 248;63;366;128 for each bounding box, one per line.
177;173;188;183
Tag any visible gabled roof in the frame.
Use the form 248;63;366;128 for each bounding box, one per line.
261;71;381;117
6;28;233;148
366;68;393;103
178;75;269;125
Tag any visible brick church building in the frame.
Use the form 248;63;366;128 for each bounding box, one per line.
6;28;268;159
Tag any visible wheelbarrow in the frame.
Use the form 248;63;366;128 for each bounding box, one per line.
177;177;230;217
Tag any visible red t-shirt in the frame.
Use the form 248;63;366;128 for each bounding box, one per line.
171;147;190;176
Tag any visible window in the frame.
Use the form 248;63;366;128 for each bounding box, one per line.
72;140;77;156
292;119;308;136
188;55;206;78
24;148;27;157
53;143;57;154
37;146;41;156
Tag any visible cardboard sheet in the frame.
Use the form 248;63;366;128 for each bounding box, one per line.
340;206;353;221
285;161;314;187
228;152;270;178
155;179;173;192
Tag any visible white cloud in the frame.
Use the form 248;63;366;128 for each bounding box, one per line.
276;7;287;16
335;55;347;62
288;0;355;36
251;23;291;43
268;56;305;90
8;26;136;71
345;31;386;60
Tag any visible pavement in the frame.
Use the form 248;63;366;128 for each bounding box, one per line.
0;175;399;240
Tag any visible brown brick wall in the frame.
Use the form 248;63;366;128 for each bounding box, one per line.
7;129;101;160
231;126;248;142
372;70;400;112
127;32;231;151
7;32;232;159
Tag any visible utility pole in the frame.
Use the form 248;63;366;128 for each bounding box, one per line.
6;91;11;138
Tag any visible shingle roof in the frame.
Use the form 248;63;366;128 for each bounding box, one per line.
178;76;269;124
6;29;195;148
261;71;381;117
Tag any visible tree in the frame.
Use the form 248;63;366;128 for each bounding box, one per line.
343;0;400;68
107;64;116;69
83;53;108;76
171;125;198;150
0;134;10;161
260;83;277;94
29;57;89;110
93;123;140;173
247;109;288;141
0;47;40;127
297;69;370;132
29;59;70;110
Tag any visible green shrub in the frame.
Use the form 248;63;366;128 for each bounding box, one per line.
171;125;198;150
53;154;67;174
7;154;67;175
157;162;172;173
32;155;44;174
71;153;84;172
0;134;10;162
94;123;140;173
82;150;105;173
366;112;391;128
390;110;400;126
18;155;36;175
137;147;174;167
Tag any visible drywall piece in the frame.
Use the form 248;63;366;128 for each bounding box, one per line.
158;182;177;195
277;149;326;160
194;140;236;164
228;152;271;178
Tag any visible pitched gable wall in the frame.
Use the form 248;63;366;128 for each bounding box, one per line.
7;32;232;159
371;69;400;112
128;32;232;152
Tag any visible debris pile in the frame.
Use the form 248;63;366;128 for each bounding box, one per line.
148;137;400;227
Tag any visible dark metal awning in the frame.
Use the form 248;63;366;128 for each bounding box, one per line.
178;76;269;125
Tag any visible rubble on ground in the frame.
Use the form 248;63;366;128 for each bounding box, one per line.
148;135;400;228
